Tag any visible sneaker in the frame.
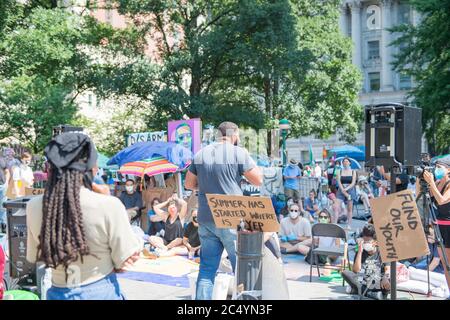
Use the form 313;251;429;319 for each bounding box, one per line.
366;291;384;300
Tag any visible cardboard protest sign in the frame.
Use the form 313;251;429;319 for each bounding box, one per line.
126;131;166;146
25;188;45;196
206;194;279;232
370;190;429;263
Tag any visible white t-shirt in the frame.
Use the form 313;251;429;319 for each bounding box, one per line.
27;187;143;287
280;216;312;237
314;166;322;177
12;164;34;186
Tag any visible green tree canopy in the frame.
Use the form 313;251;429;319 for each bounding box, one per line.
0;2;143;153
391;0;450;155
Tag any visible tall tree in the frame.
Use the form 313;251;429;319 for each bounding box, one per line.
391;0;450;155
114;0;362;146
0;3;143;153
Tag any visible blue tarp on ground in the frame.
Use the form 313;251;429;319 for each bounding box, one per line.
117;271;190;288
329;145;365;161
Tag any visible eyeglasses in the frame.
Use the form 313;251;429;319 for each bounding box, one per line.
319;216;328;219
290;210;299;212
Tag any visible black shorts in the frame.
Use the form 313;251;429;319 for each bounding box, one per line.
438;224;450;248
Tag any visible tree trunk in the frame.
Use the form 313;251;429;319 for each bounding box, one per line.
264;75;272;156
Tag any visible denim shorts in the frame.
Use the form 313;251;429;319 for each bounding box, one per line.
46;272;125;300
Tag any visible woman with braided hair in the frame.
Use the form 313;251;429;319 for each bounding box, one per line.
26;133;142;300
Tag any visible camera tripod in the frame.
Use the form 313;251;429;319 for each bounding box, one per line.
415;179;450;296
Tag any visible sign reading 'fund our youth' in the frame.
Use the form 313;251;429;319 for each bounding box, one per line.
206;194;279;232
370;190;429;263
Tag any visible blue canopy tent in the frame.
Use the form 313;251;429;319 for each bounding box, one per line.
329;145;365;162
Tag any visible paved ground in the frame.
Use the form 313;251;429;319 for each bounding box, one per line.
1;211;444;300
118;218;443;301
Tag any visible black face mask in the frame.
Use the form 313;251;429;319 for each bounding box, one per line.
233;140;238;146
192;216;198;223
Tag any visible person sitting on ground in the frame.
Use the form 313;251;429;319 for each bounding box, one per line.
356;176;374;215
304;189;320;220
279;203;312;255
342;224;390;300
147;198;165;236
183;209;201;259
279;197;295;220
327;192;344;224
119;179;144;222
149;193;187;256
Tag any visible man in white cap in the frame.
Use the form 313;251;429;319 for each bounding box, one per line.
283;158;302;202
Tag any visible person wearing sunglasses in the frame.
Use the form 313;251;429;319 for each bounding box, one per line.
310;210;342;274
279;203;312;255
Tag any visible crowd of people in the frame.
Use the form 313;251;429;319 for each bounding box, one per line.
0;122;448;301
273;153;450;300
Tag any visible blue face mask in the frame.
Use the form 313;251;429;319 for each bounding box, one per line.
434;167;446;180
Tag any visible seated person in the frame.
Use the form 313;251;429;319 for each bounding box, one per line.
279;203;312;255
119;179;144;221
279;197;294;220
356;176;374;215
149;194;187;256
327;192;344;224
304;190;320;219
313;209;343;273
183;209;201;259
147;198;165;236
342;224;390;300
410;226;444;274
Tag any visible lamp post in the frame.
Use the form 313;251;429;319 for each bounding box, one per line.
279;119;290;167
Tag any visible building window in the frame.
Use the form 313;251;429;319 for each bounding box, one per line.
399;73;412;90
367;41;380;59
398;3;411;25
368;72;380;92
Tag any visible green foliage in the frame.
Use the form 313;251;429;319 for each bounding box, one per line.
390;0;450;155
0;4;144;153
113;0;362;143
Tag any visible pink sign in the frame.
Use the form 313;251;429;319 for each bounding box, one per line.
168;118;202;155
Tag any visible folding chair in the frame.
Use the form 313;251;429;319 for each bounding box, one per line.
309;223;351;285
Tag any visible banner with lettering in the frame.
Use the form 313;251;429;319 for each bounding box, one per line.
25;188;45;196
370;190;429;263
206;194;279;232
126;131;166;146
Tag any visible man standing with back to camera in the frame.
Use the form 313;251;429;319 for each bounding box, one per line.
185;121;262;300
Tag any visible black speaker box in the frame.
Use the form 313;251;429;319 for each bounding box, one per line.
365;103;422;168
4;197;38;286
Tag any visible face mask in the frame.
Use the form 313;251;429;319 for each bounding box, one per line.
434;167;446;180
362;243;375;252
289;211;299;219
343;164;350;169
318;218;328;224
125;186;134;193
192;216;198;223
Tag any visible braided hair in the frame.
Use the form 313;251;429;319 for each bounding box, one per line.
37;132;98;274
37;165;90;272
